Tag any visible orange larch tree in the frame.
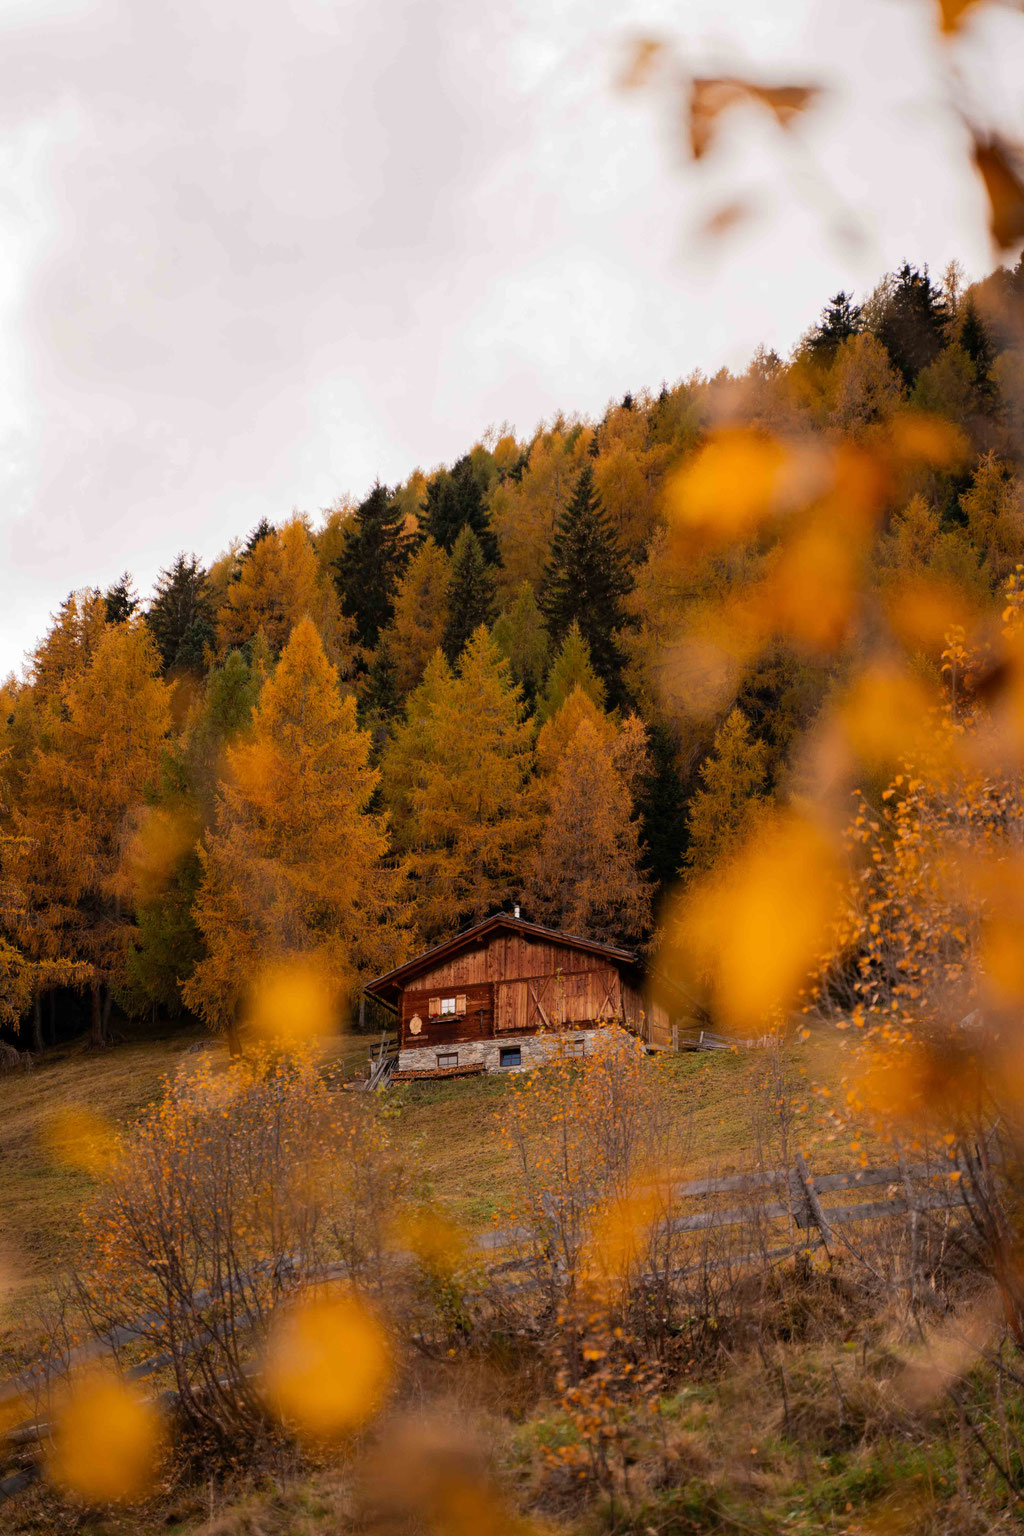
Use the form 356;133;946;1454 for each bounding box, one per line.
184;618;408;1040
10;620;171;1044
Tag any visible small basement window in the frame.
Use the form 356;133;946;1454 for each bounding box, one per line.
440;997;457;1016
499;1046;522;1068
564;1038;586;1058
437;1052;459;1069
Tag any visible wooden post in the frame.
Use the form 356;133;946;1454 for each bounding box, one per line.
358;992;366;1032
795;1152;833;1252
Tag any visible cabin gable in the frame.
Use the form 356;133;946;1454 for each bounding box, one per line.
365;914;672;1073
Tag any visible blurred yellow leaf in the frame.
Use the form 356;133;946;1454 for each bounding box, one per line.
758;521;861;653
263;1292;391;1440
47;1371;164;1503
618;36;665;91
700;200;751;241
936;0;987;33
394;1206;468;1272
123;804;199;905
663;429;831;546
973;135;1024;252
689;78;819;161
839;662;944;772
44;1106;115;1176
582;1184;667;1286
883;575;977;654
246;954;337;1045
661;812;843;1032
887;412;968;471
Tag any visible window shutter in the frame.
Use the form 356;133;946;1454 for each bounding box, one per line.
456;994;467;1016
428;996;441;1018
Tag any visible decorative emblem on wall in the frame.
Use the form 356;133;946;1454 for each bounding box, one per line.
409;1014;422;1035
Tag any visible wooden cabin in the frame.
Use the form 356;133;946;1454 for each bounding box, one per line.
363;913;675;1078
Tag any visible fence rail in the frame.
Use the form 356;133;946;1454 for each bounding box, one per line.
0;1150;975;1500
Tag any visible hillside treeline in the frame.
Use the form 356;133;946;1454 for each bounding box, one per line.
3;257;1024;1047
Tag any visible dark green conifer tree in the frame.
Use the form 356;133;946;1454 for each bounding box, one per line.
333;482;415;649
231;517;274;581
958;297;995;394
807;291;862;359
363;635;400;721
636;722;690;895
103;572;138;624
875;263;948;386
146;554;214;675
540;466;632;699
442;527;497;662
423;454;497;560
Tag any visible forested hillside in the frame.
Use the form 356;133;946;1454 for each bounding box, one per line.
3;256;1024;1049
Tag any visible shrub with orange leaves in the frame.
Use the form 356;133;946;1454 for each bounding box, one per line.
68;1045;404;1453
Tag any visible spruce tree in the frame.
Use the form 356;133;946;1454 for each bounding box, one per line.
874;263;948;386
442;526;497;662
232;518;275;580
361;635;400;743
333;482;415;649
807;291;862;360
147;554;214;674
958;296;995;398
636;722;689;894
422;453;498;560
103;572;138;624
540;466;632;699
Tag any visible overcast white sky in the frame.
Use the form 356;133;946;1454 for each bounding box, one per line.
2;0;1022;676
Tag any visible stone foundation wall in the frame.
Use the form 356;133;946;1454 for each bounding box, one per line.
397;1028;606;1074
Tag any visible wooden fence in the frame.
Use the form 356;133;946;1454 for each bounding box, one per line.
0;1151;973;1502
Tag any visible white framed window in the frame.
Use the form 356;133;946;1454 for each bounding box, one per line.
437;1052;459;1069
440;997;457;1016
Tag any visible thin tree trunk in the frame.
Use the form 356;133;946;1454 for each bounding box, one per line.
48;991;56;1047
226;997;243;1058
32;993;43;1055
90;979;105;1048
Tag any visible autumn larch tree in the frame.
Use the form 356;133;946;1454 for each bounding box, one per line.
30;589;108;705
383;628;536;941
216;517;356;676
383;536;451;694
379;649;455;850
526;715;652;946
184;618;408;1042
492;582;549;705
146;554;215;674
333;481;415;650
540;465;632;702
12;621;171;1045
537;620;607;724
442;526;497;662
684;707;769;877
121;648;263;1019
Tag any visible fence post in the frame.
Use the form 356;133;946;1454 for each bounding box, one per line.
794;1152;833;1253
